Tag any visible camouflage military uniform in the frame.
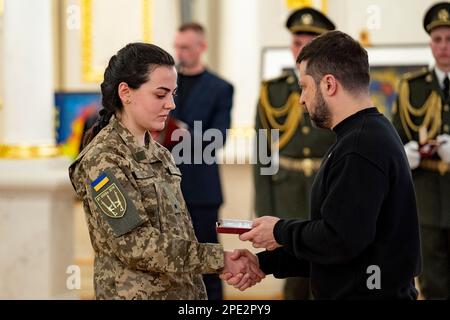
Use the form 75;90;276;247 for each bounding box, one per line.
254;72;335;299
392;68;450;299
69;116;224;300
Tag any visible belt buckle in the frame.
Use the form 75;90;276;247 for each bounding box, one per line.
303;158;313;177
438;161;448;176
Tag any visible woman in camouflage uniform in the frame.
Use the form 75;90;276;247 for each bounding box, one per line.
69;43;263;299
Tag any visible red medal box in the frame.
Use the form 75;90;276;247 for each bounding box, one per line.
216;219;253;235
419;140;440;158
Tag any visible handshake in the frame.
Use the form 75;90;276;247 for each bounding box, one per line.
219;216;282;291
220;249;265;291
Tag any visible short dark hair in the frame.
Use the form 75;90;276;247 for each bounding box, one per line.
178;22;205;34
297;30;370;94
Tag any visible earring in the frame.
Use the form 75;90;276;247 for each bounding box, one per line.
125;99;131;104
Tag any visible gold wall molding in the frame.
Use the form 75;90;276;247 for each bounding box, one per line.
80;0;152;83
0;144;60;159
285;0;328;13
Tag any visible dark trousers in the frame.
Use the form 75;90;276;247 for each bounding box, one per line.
419;226;450;299
284;277;311;300
187;204;223;300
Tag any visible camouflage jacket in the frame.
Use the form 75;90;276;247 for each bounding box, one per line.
69;116;224;300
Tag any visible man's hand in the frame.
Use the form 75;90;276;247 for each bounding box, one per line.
436;134;450;163
220;249;265;291
239;216;282;251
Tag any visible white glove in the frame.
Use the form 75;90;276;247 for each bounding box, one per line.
436;134;450;163
404;141;421;170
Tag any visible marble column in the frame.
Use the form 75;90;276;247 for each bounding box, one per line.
0;0;75;299
216;0;261;164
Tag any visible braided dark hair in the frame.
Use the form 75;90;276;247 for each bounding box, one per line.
81;42;175;150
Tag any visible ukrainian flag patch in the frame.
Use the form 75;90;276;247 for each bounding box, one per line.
89;170;143;237
91;173;110;192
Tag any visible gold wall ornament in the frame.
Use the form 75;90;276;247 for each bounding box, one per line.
285;0;328;13
142;0;151;43
0;144;61;159
359;28;372;47
80;0;152;83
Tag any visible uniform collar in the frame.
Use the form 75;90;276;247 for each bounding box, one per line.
433;66;450;89
112;116;161;163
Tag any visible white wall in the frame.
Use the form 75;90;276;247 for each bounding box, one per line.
218;0;260;129
0;6;4;140
61;0;179;92
330;0;437;45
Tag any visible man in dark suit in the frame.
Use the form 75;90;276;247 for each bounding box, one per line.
392;2;450;299
171;22;234;300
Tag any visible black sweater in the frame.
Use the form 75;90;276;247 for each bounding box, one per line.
258;108;421;299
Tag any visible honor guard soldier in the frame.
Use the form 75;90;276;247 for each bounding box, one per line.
392;2;450;300
253;7;336;300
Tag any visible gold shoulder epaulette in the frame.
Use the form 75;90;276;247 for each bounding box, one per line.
397;67;441;141
262;73;289;85
402;67;429;82
259;75;302;150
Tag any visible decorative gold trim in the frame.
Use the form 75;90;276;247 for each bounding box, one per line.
0;144;61;159
259;84;303;150
80;0;152;83
142;0;151;43
285;0;328;13
321;0;328;14
398;79;442;141
285;0;313;10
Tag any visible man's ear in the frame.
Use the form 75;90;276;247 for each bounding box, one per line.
323;75;337;96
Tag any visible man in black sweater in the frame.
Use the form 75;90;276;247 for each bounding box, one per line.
222;31;422;299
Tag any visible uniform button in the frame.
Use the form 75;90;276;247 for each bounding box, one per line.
303;147;311;157
302;126;311;135
444;124;450;133
444;104;450;112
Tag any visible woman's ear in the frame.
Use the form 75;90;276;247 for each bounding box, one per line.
118;82;131;105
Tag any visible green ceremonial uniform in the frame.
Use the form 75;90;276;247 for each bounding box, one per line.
69;116;224;300
253;6;336;300
392;67;450;298
392;2;450;299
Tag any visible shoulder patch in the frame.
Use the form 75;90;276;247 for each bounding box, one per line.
91;170;143;237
